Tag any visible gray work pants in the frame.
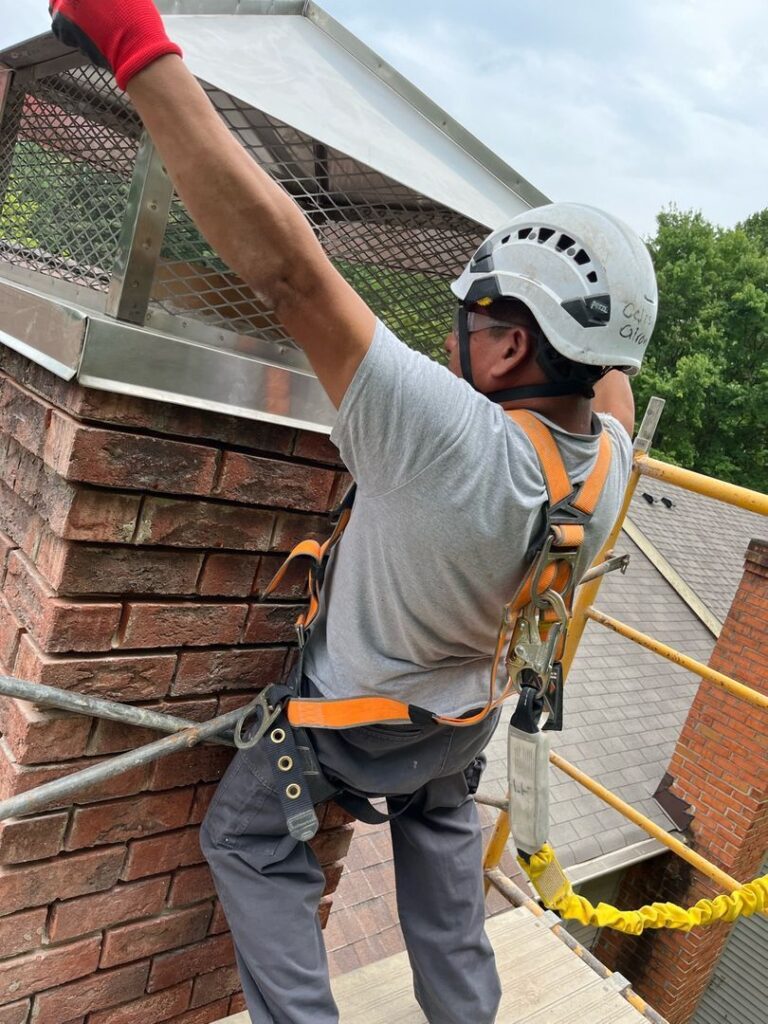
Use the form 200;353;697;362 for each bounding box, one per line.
200;680;502;1024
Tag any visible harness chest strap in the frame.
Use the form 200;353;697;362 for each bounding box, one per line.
263;411;612;732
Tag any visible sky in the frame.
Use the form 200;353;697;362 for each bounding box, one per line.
2;1;767;237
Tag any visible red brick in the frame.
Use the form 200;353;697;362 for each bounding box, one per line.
228;992;246;1015
242;603;302;643
0;596;23;671
118;602;248;649
320;802;355;829
101;905;212;967
149;746;232;792
322;862;344;896
121;828;204;881
214;452;336;512
0;813;68;865
49;876;171;942
0;846;124;917
197;553;259;597
30;962;149;1024
0;1000;29;1024
0;375;49;456
0;743;151;812
0;697;91;766
66;789;194;850
188;783;219;826
271;513;329;551
0;482;43;561
15;634;176;702
172;647;287;695
136;497;274;550
167;864;216;908
292;431;341;465
190;964;241;1008
34;533;204;597
87;699;218;756
0;439;142;543
148;932;235;992
208;902;228;935
43;411;220;495
0;533;16;587
4;551;121;652
215;693;255;715
252;555;307;599
89;982;192;1024
161;998;229;1024
310;825;354;867
0;908;47;958
0;935;100;1005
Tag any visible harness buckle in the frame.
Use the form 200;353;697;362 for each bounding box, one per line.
234;688;286;750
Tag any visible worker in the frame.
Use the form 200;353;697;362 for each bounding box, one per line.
49;4;658;1023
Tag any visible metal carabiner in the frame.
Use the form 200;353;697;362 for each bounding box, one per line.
234;689;285;750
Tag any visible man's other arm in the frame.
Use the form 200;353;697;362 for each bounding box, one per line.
127;56;375;409
592;371;635;436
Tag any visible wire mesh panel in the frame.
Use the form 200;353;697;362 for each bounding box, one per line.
152;83;486;361
0;64;142;294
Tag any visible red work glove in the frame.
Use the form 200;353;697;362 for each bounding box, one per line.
49;0;182;91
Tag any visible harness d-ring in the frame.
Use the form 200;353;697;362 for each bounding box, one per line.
234;689;285;750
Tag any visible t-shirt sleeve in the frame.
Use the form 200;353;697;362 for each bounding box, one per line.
331;320;480;495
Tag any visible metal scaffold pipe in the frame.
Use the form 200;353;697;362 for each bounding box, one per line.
0;705;246;821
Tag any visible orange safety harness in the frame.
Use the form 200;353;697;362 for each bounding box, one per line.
237;410;612;744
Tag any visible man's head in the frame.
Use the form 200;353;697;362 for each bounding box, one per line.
450;203;657;405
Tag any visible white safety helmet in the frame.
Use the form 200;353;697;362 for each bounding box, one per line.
451;203;657;384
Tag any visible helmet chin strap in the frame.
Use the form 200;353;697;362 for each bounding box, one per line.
456;307;591;404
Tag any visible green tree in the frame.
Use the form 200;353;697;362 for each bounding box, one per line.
634;207;768;491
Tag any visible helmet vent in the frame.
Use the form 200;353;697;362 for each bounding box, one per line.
517;227;532;239
556;234;575;251
587;271;598;283
538;228;555;244
501;234;511;244
574;249;591;265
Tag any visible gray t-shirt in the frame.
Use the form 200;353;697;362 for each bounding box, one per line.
303;321;632;716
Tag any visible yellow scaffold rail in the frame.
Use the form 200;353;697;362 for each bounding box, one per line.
586;607;768;710
636;454;768;517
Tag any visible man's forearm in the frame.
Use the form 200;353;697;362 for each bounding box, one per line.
126;55;326;311
593;370;635;436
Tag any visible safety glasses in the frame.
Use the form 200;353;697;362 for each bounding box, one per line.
453;308;524;335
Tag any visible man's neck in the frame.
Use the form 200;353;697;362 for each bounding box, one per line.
501;395;594;435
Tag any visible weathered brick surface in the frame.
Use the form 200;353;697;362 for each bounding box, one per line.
0;346;353;1017
101;905;212;967
0;908;47;959
49;877;171;942
15;634;176;702
34;534;204;597
30;962;150;1024
44;411;220;495
4;550;122;652
121;828;204;882
172;646;287;695
0;935;100;1005
118;602;248;649
0;846;125;916
66;790;195;850
0;697;91;766
89;982;192;1024
214;452;336;512
0;813;69;865
166;864;216;909
148;933;235;992
190;964;241;1009
136;497;274;549
0;1000;29;1024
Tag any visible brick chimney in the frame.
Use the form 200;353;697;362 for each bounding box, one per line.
594;537;768;1024
0;344;353;1023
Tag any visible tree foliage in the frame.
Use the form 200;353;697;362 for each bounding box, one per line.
635;208;768;491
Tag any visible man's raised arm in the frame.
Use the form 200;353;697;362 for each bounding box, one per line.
50;1;376;408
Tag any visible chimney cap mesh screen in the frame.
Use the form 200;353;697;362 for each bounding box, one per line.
0;65;486;363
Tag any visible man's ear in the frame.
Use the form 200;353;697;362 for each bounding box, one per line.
489;326;534;380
